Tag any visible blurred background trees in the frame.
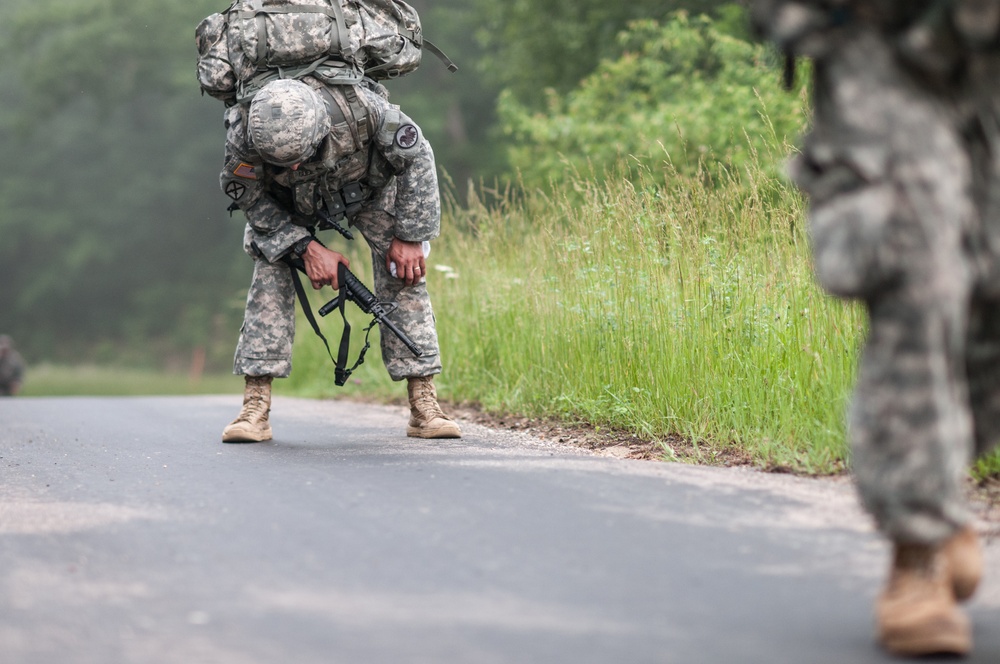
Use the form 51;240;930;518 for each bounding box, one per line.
0;0;796;371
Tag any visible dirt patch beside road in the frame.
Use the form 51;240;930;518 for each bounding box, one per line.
445;402;756;466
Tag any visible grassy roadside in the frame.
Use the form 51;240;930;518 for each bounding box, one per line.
286;157;868;475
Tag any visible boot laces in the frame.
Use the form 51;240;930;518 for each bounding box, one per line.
237;380;270;424
411;380;446;421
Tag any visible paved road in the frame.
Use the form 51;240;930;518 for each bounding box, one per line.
1;396;998;663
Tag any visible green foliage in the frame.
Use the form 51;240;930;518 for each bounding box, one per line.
0;0;799;386
499;12;808;186
380;0;509;185
0;0;247;368
471;0;739;105
972;449;1000;482
4;0;217;111
290;154;863;474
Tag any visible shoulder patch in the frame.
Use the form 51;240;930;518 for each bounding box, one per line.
395;124;420;150
225;181;248;201
233;162;258;180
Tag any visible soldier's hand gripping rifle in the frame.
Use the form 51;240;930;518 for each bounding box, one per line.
318;265;424;358
283;249;423;386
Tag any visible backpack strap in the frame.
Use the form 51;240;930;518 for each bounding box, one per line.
315;85;372;151
423;39;458;73
362;0;459;74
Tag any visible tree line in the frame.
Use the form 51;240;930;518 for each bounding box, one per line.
0;0;765;369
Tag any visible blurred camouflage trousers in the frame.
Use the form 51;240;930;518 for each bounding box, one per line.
234;210;442;381
792;30;1000;545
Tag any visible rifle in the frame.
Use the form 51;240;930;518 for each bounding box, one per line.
279;246;423;386
318;265;424;358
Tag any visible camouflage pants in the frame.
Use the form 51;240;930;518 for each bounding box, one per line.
234;210;443;380
794;31;1000;545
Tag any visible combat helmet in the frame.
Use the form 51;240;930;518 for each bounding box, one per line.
247;79;332;167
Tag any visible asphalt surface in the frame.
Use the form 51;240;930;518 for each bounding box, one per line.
1;395;998;664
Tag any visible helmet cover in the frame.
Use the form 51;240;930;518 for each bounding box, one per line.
247;80;331;167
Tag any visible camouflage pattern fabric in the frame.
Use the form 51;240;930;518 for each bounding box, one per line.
234;212;442;380
354;1;423;79
196;0;423;103
345;209;441;379
226;80;443;381
234;247;297;378
247;80;332;167
759;3;1000;545
387;139;440;243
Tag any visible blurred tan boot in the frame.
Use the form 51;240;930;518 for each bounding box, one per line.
943;525;983;602
407;375;462;439
222;375;273;443
876;543;971;657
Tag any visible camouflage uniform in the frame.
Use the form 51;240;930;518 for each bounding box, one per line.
753;0;1000;546
221;79;443;381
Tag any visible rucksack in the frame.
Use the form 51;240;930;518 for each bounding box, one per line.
196;0;456;105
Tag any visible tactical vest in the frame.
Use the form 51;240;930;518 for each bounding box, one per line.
267;83;395;231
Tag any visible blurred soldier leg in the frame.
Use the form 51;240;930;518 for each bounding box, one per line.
851;285;975;554
848;199;978;656
353;210;461;438
751;0;1000;655
941;293;1000;599
876;542;971;656
788;28;980;655
223;255;297;442
854;285;977;656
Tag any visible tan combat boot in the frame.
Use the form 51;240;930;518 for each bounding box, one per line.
876;542;971;657
222;375;273;443
407;375;462;439
943;525;983;602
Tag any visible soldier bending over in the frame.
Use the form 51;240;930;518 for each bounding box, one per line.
219;78;461;443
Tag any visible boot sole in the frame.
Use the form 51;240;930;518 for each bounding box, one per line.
882;633;971;657
407;424;462;439
222;427;273;443
881;620;971;657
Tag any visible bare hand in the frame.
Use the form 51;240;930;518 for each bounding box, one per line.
301;241;350;290
386;238;426;286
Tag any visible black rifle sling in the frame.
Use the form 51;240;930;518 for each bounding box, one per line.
288;264;338;367
286;261;377;387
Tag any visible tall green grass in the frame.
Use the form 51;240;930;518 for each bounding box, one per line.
287;156;866;473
